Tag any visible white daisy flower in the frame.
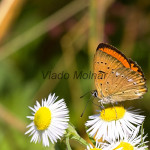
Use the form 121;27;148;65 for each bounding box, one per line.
25;93;69;147
85;106;145;142
106;126;148;150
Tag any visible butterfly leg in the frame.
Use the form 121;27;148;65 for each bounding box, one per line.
111;102;117;119
100;100;105;115
100;101;105;109
115;102;118;105
91;101;101;107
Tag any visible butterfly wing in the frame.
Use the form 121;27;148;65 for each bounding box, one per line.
104;67;147;102
94;43;147;103
128;58;145;78
94;45;125;99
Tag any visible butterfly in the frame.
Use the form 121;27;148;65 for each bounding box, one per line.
93;43;147;104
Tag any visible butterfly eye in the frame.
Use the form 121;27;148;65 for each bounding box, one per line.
92;91;98;97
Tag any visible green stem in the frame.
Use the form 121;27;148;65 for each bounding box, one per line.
71;135;89;147
140;123;148;150
65;123;89;148
141;122;144;143
66;137;72;150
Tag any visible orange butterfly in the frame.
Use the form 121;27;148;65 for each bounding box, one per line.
93;43;147;104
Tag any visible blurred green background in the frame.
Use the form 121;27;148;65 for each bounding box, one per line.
0;0;150;149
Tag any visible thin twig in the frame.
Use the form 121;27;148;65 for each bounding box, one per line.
0;0;25;41
0;0;88;61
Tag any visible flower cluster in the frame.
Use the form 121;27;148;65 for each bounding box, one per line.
85;106;148;150
25;93;148;149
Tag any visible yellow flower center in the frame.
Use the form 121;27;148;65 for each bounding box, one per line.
34;107;51;130
100;106;126;121
113;141;134;150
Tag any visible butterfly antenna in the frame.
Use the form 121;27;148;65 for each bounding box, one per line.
80;96;93;117
80;91;91;98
